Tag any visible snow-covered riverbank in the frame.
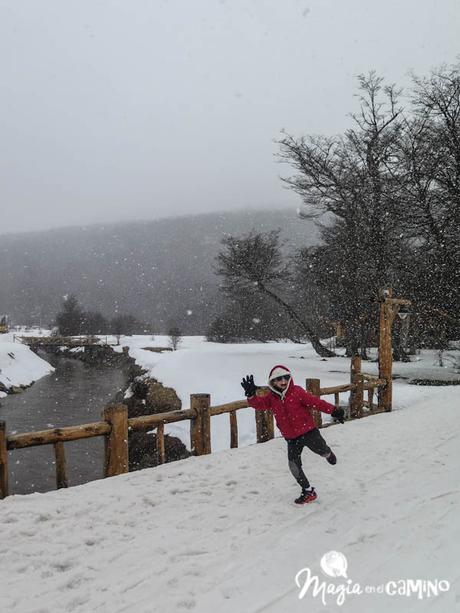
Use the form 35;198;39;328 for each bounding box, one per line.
0;333;54;395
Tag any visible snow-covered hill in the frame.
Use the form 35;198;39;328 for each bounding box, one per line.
1;380;458;612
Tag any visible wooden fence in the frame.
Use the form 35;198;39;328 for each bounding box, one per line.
0;358;386;499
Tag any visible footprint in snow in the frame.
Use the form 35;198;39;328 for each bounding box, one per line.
65;594;90;612
2;514;18;524
62;572;88;591
177;599;196;609
51;559;75;573
184;569;204;577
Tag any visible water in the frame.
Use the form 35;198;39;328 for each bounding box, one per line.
0;354;128;495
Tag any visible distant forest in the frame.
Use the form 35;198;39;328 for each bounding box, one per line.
0;209;318;335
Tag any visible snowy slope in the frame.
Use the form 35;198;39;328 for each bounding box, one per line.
0;335;54;393
1;385;458;613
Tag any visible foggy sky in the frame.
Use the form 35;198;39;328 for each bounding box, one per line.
1;0;459;234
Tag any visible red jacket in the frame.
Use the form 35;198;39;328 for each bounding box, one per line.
247;375;335;440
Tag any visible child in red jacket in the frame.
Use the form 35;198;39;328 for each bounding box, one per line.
241;364;344;504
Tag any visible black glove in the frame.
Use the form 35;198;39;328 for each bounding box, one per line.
241;374;258;398
331;408;345;424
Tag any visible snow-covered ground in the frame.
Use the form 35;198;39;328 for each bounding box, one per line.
1;379;458;612
0;331;54;394
114;335;460;453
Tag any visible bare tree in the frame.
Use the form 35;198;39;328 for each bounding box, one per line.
400;64;460;327
216;230;335;357
278;73;406;355
168;325;182;351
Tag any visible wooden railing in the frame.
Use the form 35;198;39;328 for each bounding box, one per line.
0;365;386;499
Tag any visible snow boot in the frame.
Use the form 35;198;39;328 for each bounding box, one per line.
294;487;317;505
325;450;337;465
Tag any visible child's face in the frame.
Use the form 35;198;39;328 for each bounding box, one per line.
271;375;290;391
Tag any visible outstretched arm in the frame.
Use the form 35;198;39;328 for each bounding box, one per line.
241;375;271;411
299;388;345;423
247;393;272;411
300;389;335;414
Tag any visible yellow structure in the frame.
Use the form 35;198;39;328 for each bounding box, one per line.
0;315;8;334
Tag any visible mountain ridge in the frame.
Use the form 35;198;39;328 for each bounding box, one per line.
0;208;320;333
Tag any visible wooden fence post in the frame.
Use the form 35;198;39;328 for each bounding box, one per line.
254;388;274;444
53;441;68;489
265;410;274;441
190;395;201;455
355;375;364;418
349;355;363;418
378;288;394;412
306;378;322;428
103;405;129;477
202;395;211;455
190;394;211;455
255;410;274;443
0;421;8;499
156;423;165;465
229;411;238;448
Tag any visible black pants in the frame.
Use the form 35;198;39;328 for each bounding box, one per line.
286;428;331;491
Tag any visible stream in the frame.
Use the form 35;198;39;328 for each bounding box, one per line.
0;354;129;495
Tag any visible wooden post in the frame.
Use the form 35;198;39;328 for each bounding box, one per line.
355;375;364;418
190;395;202;456
255;411;264;443
349;355;362;418
306;378;322;428
229;411;238;448
53;441;68;489
0;421;8;499
377;289;411;411
254;389;274;444
190;394;211;456
156;423;165;465
378;289;394;412
202;395;211;455
103;405;129;477
255;410;274;443
265;411;274;441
